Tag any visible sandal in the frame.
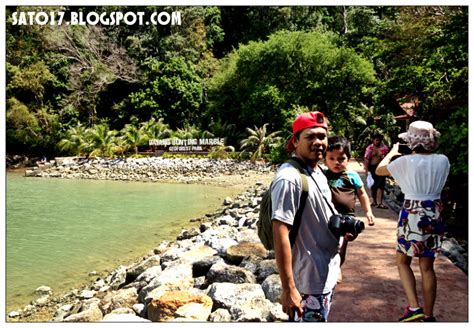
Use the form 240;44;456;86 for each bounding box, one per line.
377;204;388;209
371;202;378;207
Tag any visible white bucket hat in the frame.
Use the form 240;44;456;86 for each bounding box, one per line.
399;121;441;151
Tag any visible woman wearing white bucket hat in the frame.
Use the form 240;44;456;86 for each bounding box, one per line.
376;121;450;322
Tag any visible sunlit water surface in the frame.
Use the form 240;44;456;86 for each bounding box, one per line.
6;173;235;311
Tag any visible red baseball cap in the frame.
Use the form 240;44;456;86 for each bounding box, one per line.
287;111;328;152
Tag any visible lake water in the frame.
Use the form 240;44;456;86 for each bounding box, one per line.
5;172;236;312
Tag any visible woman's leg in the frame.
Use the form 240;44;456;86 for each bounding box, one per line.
396;252;420;308
419;256;437;317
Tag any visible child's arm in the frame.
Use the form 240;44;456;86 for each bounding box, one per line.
357;186;375;226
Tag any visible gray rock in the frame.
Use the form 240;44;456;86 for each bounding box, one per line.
108;265;127;290
34;285;53;296
139;262;194;303
106;287;138;314
53;304;74;322
261;274;282;303
135;265;163;283
229;297;274;322
132;303;145;316
257;259;279;282
177;227;200;240
8;311;20;318
207;262;256;284
269;302;289;322
127;255;161;280
207;282;265;310
79;289;96;300
192;256;224;277
63;298;103;322
208;308;232;322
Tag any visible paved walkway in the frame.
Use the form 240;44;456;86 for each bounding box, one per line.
329;160;468;322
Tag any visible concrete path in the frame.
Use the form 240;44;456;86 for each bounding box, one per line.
329;160;468;322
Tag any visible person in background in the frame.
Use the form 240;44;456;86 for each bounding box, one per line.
376;121;450;322
272;111;346;322
364;133;389;208
324;136;375;272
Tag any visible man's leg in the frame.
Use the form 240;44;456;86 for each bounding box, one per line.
297;289;335;322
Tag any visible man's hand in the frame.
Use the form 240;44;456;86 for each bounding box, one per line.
281;287;303;320
344;232;358;242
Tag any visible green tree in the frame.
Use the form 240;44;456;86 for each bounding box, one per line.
208;30;376;136
85;124;119;158
129;57;203;129
57;123;88;156
121;124;148;155
240;123;282;162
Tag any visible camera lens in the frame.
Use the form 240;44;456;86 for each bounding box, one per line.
355;220;365;234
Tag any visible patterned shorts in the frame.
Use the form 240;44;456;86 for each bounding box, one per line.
292;288;335;322
397;199;445;257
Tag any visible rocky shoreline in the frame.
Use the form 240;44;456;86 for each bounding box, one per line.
7;156;467;322
9;157;285;322
8;180;285;322
22;156;275;187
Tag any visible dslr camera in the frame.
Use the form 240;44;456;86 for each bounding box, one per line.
328;214;365;238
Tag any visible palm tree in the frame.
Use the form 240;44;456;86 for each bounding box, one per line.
240;123;282;161
121;123;148;155
203;120;242;148
58;123;88;156
140;117;172;140
86;124;119;158
172;124;201;139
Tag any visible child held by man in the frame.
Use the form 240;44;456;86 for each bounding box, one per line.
324;136;375;269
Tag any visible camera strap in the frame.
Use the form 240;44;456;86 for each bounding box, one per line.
289;157;337;216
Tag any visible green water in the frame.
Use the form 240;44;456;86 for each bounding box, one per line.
6;173;235;312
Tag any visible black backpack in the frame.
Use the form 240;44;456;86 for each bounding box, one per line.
257;158;309;250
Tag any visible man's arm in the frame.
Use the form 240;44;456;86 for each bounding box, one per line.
272;219;303;319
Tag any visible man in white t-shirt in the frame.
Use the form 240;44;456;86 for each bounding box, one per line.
271;111;342;322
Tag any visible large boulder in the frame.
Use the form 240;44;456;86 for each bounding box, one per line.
178;244;218;263
135;266;163;283
206;262;256;284
139;262;194;303
207;282;265;310
256;259;279;282
226;241;268;264
192;256;224;277
229;297;274;322
261;274;282;303
101;287;138;314
147;290;213;322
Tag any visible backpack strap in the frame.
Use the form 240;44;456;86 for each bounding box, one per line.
285;158;309;247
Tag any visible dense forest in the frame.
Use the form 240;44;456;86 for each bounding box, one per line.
5;6;468;238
